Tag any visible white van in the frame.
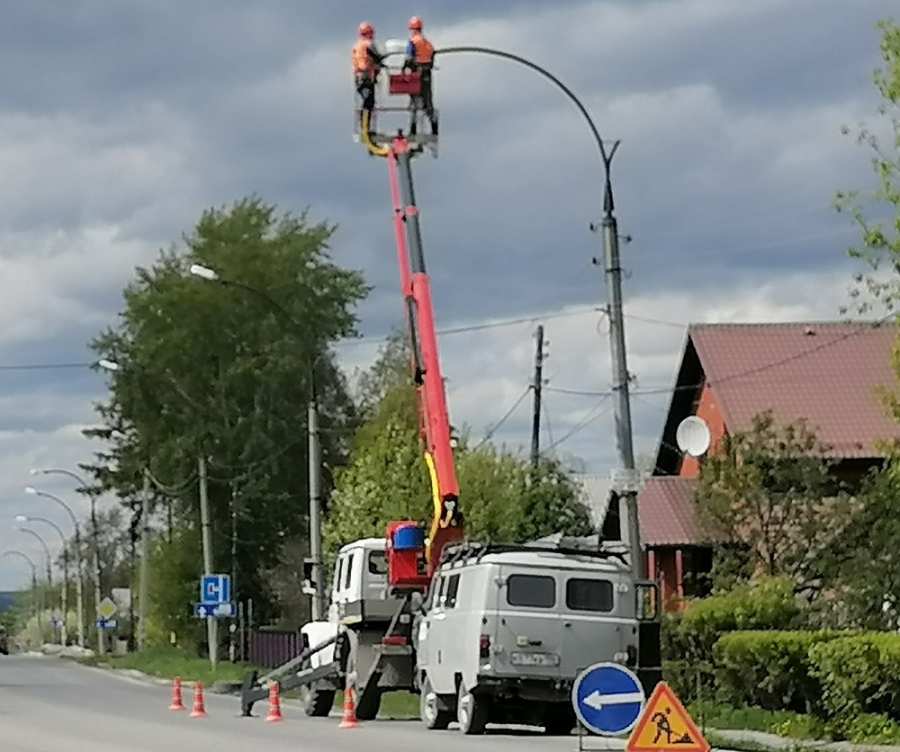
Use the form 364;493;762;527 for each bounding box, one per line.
414;542;642;735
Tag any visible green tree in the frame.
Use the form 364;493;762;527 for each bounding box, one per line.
694;411;850;590
838;18;900;314
819;461;900;630
82;197;369;622
323;339;594;556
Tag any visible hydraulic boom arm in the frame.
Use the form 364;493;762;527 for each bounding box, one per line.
361;109;464;583
385;136;464;579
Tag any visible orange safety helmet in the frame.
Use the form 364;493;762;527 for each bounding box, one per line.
358;22;374;38
408;16;423;31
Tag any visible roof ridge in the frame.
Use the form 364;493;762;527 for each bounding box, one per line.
688;319;893;331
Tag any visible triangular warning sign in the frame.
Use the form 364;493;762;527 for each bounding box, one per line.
626;682;709;752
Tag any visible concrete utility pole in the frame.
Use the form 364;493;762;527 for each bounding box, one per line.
90;497;105;654
137;470;151;651
198;454;217;669
530;324;545;469
308;400;325;621
592;142;644;579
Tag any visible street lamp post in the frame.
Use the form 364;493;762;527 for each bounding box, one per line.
189;263;327;622
96;362;176;655
14;525;56;643
2;550;40;641
410;45;645;578
25;480;87;649
16;515;69;646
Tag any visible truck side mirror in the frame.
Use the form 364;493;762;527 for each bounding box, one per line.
409;591;425;613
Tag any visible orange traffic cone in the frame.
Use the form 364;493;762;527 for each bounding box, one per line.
339;686;359;728
169;677;185;711
190;682;207;718
265;682;284;722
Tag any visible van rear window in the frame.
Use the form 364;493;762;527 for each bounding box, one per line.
507;574;555;608
566;578;614;612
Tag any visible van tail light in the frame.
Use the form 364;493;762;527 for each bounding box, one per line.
479;635;491;658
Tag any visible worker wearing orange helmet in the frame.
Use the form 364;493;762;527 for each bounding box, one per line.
403;16;437;136
352;22;386;136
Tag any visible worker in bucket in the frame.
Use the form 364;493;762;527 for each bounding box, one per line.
403;16;438;137
352;22;386;137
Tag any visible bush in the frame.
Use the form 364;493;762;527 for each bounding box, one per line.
809;633;900;727
662;576;801;702
713;630;843;714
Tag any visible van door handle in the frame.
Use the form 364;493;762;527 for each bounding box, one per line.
564;622;572;628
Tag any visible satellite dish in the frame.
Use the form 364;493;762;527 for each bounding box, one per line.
675;416;711;457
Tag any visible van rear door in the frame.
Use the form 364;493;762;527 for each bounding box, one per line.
492;566;561;679
559;573;635;680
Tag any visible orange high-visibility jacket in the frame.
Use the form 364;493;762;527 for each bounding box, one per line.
410;33;435;65
352;39;379;77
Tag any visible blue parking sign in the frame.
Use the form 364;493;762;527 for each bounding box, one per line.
201;574;230;605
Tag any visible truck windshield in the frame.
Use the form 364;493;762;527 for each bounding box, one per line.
566;578;614;612
507;574;555;608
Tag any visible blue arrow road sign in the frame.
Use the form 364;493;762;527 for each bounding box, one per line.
571;662;646;736
194;602;236;619
201;574;230;605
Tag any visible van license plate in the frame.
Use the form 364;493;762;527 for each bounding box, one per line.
510;652;559;667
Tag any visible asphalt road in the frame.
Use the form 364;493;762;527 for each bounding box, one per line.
0;654;631;752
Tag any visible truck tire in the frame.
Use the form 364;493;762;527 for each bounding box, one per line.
456;682;488;735
301;686;335;717
420;676;453;730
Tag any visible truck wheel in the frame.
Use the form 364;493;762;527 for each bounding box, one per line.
300;686;335;717
456;682;488;735
420;676;453;730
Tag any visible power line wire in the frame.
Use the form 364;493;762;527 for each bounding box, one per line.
543;397;613;451
474;386;532;449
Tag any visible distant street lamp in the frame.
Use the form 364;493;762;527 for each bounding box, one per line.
2;549;40;639
14;525;57;644
16;515;70;646
25;482;87;649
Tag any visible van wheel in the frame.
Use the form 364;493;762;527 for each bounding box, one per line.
456;683;488;735
420;676;453;730
300;686;335;717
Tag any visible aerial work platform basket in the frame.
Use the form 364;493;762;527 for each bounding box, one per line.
353;58;438;157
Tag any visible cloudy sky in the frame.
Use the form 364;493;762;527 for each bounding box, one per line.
0;0;894;589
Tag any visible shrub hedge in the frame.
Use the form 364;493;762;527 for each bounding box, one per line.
664;628;900;741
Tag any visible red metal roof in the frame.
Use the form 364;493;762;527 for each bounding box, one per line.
637;476;711;547
690;321;900;458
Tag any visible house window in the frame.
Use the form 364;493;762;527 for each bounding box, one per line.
680;547;713;598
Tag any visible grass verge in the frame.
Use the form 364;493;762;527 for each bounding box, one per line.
77;646;262;687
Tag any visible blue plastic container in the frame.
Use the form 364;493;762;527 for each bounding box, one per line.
393;523;425;551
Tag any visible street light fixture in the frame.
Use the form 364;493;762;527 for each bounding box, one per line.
23;484;87;650
189;264;219;281
97;359;120;372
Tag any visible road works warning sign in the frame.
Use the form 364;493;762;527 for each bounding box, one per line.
626;682;710;752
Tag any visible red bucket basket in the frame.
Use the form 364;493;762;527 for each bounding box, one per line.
389;71;421;95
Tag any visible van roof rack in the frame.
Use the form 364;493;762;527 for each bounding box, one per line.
438;539;627;569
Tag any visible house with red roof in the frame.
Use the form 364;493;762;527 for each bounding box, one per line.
635;320;900;610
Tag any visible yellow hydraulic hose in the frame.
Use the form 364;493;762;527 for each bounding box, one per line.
361;109;390;157
424;451;442;563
